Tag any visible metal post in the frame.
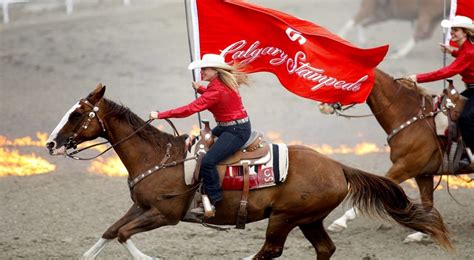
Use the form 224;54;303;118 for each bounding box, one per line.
66;0;73;15
2;0;9;24
184;0;202;129
442;0;448;89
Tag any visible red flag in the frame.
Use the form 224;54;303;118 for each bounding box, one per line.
190;0;388;105
445;0;474;44
452;0;474;19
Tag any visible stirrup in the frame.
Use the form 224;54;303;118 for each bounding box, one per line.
466;147;474;162
190;205;215;217
191;195;215;218
458;158;470;169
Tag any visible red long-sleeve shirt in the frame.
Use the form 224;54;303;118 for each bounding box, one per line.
417;40;474;84
158;78;248;122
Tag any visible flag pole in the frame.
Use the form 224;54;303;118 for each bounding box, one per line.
443;0;448;89
184;0;202;129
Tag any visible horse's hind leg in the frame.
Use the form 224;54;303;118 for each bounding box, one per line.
415;174;434;209
251;214;296;259
404;175;434;243
299;219;335;260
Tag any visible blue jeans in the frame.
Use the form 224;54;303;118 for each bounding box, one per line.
200;121;251;204
459;96;474;149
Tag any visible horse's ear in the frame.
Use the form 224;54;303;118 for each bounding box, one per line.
88;83;106;104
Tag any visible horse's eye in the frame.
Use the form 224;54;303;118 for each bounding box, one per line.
69;111;82;120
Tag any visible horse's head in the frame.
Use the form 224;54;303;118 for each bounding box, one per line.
442;79;467;121
46;84;107;155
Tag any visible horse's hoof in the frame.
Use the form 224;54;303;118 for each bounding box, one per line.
327;221;346;233
239;254;256;260
403;232;430;243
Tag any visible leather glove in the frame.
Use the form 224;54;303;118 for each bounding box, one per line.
149;111;159;120
405;74;417;83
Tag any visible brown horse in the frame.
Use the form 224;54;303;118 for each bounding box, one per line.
46;84;452;259
328;69;472;242
338;0;447;58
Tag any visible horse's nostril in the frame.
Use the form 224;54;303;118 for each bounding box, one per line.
46;142;54;149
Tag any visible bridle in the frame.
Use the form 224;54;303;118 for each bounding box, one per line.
65;98;107;154
64;98;179;160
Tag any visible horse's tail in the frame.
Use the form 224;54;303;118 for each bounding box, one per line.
343;166;454;252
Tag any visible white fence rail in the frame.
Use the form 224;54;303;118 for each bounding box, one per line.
0;0;131;24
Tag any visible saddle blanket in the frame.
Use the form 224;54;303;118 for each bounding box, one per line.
221;143;289;190
431;95;448;136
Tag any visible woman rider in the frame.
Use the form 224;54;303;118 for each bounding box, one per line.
149;54;251;215
407;15;474;165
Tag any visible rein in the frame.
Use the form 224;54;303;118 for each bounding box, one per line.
66;106;180;160
66;119;154;160
333;78;405;118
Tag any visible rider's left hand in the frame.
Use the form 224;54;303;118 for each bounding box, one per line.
149;111;159;119
405;75;417;83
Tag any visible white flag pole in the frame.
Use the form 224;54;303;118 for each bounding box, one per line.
443;0;457;89
184;0;202;129
443;0;448;89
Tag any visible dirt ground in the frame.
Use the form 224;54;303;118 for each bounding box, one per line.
1;0;473;259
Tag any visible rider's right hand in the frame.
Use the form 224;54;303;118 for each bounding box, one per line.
192;81;201;91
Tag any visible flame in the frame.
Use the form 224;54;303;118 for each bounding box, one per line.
0;148;56;176
0;133;56;176
403;175;474;190
0;132;49;147
266;131;389;155
88;155;128;177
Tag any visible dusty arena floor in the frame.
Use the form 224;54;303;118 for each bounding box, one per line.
1;0;473;259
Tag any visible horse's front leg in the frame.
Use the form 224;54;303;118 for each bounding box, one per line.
82;203;146;260
119;207;177;259
102;203;146;239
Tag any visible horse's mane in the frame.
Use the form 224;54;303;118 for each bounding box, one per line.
376;69;434;98
103;99;185;148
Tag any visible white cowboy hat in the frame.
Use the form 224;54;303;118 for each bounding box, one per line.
441;15;474;30
188;54;234;71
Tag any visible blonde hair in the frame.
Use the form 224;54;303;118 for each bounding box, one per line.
214;63;249;92
466;29;474;42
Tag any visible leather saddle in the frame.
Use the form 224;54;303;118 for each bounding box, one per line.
218;130;269;166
